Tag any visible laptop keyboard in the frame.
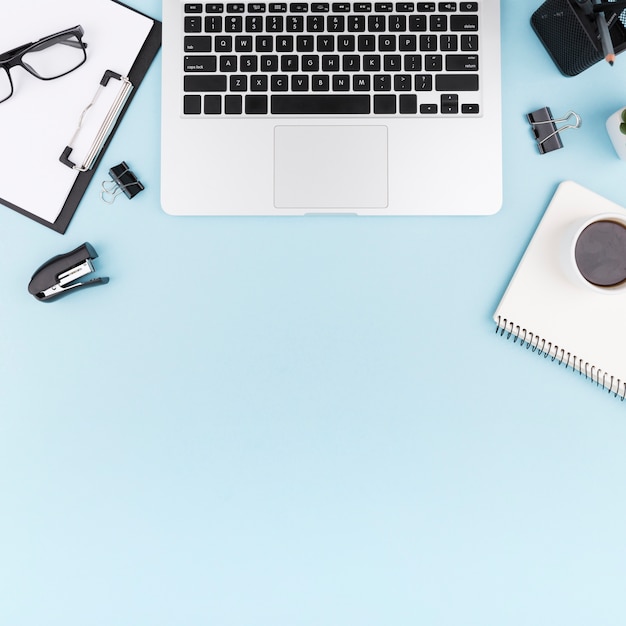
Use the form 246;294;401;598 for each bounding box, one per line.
182;1;482;116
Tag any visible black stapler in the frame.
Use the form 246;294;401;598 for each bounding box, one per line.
28;242;109;301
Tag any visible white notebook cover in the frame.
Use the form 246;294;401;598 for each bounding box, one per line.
494;181;626;398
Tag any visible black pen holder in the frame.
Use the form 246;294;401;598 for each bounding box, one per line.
531;0;626;76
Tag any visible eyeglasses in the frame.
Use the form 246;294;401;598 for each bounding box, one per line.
0;25;87;104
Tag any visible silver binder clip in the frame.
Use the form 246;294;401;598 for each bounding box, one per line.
527;107;582;154
101;162;144;204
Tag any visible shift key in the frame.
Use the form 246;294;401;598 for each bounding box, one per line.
435;74;478;91
184;75;227;92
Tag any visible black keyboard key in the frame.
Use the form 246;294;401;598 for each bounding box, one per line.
270;2;288;10
389;15;407;31
445;54;478;71
185;16;202;32
435;73;478;90
205;15;223;31
438;2;457;10
249;3;267;11
246;94;268;113
408;15;426;30
271;75;289;90
204;95;222;113
271;94;371;113
297;35;315;51
461;34;479;51
374;94;396;113
332;74;350;90
311;2;330;10
256;35;274;51
260;54;279;70
327;15;345;31
225;15;243;31
348;15;366;31
292;74;309;89
184;95;202;113
424;54;442;70
359;34;376;50
185;4;203;12
396;2;415;10
184;75;228;91
338;35;356;50
354;2;373;10
368;15;386;30
417;2;435;10
374;74;391;90
185;36;212;52
393;74;411;90
450;15;478;31
462;103;479;113
441;93;458;113
430;15;447;31
290;2;309;10
225;94;243;113
251;74;268;90
312;75;330;90
333;3;351;11
399;35;417;50
375;2;394;10
399;93;417;113
460;2;478;10
353;74;370;89
230;74;248;89
227;3;245;11
185;55;217;71
235;35;253;50
266;15;284;30
206;3;224;11
219;55;237;71
364;54;381;70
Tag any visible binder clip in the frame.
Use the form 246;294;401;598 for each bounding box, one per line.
527;107;582;154
28;242;109;302
101;161;144;204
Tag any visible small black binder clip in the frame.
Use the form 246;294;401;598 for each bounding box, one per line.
101;161;144;204
28;242;109;302
527;107;582;154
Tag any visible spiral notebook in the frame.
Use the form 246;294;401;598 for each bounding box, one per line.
494;181;626;399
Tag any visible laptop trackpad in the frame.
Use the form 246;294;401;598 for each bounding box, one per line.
274;125;388;209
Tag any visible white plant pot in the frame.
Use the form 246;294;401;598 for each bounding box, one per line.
606;108;626;160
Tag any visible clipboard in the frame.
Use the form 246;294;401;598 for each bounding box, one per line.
0;0;161;233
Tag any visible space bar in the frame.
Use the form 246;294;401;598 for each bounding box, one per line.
271;95;371;114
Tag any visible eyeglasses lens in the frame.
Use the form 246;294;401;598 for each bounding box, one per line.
22;33;86;80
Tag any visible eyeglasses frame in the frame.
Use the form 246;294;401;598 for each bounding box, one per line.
0;25;87;104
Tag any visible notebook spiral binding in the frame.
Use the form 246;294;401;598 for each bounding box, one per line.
495;316;626;400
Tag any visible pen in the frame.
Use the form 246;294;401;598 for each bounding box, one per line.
593;0;616;65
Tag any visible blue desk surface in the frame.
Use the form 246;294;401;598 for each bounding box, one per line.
2;2;626;625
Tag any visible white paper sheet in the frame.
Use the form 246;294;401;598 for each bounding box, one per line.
0;0;154;224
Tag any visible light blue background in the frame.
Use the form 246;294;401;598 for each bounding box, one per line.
2;2;626;624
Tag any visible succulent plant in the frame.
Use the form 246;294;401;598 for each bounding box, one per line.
621;108;626;135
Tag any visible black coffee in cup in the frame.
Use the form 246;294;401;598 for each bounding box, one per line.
574;220;626;287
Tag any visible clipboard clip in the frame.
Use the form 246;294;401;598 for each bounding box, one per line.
527;107;582;154
101;161;144;203
60;70;134;172
28;242;109;301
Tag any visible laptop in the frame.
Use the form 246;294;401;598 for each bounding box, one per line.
161;0;502;216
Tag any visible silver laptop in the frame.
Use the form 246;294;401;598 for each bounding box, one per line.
161;0;502;216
